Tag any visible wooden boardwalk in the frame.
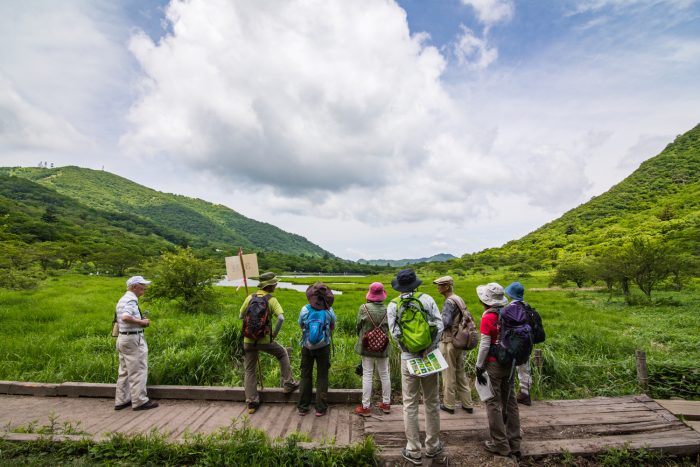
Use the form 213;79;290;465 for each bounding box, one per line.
1;391;699;464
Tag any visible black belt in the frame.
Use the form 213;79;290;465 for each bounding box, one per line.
119;331;143;335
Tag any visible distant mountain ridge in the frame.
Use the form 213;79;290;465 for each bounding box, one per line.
459;123;700;269
358;253;456;267
0;166;331;258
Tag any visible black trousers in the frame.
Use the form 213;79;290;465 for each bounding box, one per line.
298;345;331;412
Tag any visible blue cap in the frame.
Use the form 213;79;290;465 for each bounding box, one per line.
505;281;525;301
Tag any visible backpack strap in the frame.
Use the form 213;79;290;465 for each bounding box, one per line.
363;304;386;329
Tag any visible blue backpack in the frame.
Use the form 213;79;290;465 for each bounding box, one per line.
301;305;332;350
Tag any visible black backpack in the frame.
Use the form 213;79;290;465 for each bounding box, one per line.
242;294;272;341
523;302;545;344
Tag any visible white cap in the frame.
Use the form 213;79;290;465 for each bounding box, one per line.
126;276;151;288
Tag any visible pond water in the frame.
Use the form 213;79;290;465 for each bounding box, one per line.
216;279;343;295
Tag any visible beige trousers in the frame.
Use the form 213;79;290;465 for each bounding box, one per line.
401;359;441;454
243;341;294;403
439;341;473;410
115;333;149;408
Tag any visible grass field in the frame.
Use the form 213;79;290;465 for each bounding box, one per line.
0;273;698;401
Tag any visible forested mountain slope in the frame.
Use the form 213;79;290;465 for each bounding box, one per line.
0;166;330;257
463;123;700;269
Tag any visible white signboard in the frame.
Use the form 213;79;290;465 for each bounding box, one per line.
225;253;259;281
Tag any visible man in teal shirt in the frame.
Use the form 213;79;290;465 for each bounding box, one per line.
239;272;298;414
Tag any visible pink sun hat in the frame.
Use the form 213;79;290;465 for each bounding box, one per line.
366;282;387;302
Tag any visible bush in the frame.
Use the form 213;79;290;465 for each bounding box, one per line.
146;247;222;313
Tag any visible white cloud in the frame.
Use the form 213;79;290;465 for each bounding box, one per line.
460;0;514;26
452;26;498;69
122;0;517;224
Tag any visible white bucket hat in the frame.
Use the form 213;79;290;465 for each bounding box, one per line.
476;282;508;307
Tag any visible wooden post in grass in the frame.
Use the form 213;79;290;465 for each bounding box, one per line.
534;349;543;373
636;350;648;390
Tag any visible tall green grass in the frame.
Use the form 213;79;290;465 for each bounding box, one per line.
1;273;698;400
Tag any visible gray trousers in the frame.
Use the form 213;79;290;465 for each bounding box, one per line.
243;341;294;403
485;361;521;455
115;333;149;408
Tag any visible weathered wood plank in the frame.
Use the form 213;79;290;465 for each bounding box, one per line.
172;403;222;439
655;400;700;421
522;428;700;457
196;402;247;434
266;404;297;440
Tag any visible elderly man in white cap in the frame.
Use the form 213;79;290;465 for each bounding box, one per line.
434;275;474;415
114;276;158;411
474;282;521;460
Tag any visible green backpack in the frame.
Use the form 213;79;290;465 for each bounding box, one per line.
392;293;433;353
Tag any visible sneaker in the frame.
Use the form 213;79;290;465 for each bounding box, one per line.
298;408;309;416
462;405;474;414
133;400;159;411
354;405;371;417
283;381;300;394
114;401;131;411
425;441;444;458
439;404;455;414
401;448;422;465
247;401;260;414
315;409;327;417
484;440;510;457
376;402;391;414
516;392;532;406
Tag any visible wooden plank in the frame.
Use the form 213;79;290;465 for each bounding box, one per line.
656;400;700;420
335;409;351;445
298;406;316;437
686;420;700;433
196;402;247;434
310;406;333;441
172;403;223;439
266;404;297;440
522;428;700;457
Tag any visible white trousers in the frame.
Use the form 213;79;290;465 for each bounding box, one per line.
361;356;391;408
115;333;149;408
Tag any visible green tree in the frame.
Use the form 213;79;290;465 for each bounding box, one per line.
551;259;590;288
622;237;671;298
146;247;222;313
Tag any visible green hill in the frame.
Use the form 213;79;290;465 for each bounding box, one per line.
460;123;700;270
358;253;457;267
0;166;330;258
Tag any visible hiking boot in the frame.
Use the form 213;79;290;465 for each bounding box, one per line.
114;401;131;411
425;441;444;458
401;448;422;465
247;401;261;414
483;440;510;457
133;400;159;411
510;450;523;461
298;408;309;416
376;402;391;414
462;405;474;414
283;381;300;394
354;405;371;417
516;392;532;406
439;404;455;414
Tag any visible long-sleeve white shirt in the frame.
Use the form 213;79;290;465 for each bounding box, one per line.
387;291;443;360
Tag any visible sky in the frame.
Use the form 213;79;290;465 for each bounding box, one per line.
1;0;699;261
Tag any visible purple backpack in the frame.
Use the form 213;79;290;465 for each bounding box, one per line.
490;302;533;366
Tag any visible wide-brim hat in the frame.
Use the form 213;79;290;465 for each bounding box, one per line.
306;282;334;309
366;282;387;302
476;282;508;307
505;281;525;301
391;268;422;293
257;272;278;288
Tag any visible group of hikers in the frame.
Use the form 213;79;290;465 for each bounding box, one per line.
114;268;544;464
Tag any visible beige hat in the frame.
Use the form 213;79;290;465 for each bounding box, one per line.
433;276;454;286
476;282;508;307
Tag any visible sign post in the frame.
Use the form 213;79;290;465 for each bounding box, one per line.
225;251;259;295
